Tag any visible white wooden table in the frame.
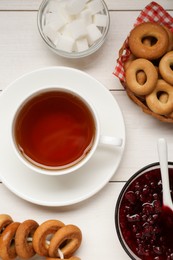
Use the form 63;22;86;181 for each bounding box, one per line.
0;1;173;259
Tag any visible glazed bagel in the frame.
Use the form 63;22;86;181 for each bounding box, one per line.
49;225;82;258
15;219;39;259
0;222;20;260
163;26;173;52
142;36;153;47
141;28;173;52
159;92;169;103
159;51;173;85
168;111;173;118
125;58;158;95
158;93;173;119
124;56;147;85
146;79;173;115
136;71;147;85
124;53;136;71
0;214;13;234
0;214;82;260
128;22;169;60
32;219;65;257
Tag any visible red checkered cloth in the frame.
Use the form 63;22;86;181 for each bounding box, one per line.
113;1;173;82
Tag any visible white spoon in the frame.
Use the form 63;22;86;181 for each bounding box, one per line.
157;138;173;211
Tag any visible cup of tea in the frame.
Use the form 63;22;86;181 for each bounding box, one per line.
11;87;122;175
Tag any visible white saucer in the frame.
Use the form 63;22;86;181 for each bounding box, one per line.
0;67;125;206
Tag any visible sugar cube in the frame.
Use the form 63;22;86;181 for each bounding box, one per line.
56;34;75;52
76;38;89;52
52;32;61;46
67;19;87;40
66;0;87;15
43;23;59;43
86;0;104;15
59;24;71;37
77;9;92;26
45;13;67;31
87;23;102;45
46;0;67;13
53;5;74;23
93;13;107;27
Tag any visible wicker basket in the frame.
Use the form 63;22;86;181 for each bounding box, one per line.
118;45;173;124
114;2;173;123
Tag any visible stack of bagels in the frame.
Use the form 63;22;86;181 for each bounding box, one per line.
122;22;173;123
0;214;82;260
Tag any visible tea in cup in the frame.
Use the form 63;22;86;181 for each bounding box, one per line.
11;87;122;175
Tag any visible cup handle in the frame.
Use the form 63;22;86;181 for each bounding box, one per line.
99;136;123;146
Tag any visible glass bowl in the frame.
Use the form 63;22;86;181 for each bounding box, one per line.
115;162;173;260
37;0;110;58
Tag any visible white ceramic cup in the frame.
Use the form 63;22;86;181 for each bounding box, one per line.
11;87;123;176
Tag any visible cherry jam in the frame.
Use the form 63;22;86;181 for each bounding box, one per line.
117;164;173;260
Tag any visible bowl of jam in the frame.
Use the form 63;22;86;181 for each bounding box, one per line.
115;162;173;260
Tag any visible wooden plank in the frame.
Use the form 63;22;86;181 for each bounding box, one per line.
0;8;171;91
0;0;41;10
3;9;173;91
107;0;173;11
0;0;172;11
0;10;138;91
0;89;172;183
0;9;172;90
110;91;173;181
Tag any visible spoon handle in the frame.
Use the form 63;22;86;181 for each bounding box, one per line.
157;138;173;208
